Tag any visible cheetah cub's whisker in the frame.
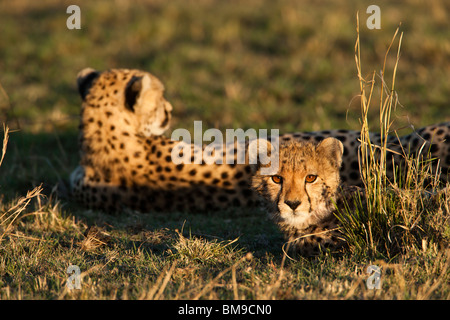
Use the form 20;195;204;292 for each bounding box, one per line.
251;138;358;256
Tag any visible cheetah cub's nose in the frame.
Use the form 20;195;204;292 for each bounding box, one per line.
284;200;301;210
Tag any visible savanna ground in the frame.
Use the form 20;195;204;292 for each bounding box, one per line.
0;0;449;301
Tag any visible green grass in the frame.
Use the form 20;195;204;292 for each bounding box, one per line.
1;193;448;299
1;0;449;133
0;0;449;300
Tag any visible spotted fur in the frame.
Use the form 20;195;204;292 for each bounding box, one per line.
70;68;261;212
280;125;450;186
70;68;450;214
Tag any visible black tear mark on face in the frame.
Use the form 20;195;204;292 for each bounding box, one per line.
125;76;143;112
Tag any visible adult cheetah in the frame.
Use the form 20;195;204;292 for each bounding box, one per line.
70;68;261;212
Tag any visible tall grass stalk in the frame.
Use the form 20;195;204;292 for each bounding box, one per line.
355;14;403;255
339;15;448;259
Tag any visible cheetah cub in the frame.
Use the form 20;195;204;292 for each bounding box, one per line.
251;137;354;256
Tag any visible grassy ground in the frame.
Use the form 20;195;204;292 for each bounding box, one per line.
0;0;449;300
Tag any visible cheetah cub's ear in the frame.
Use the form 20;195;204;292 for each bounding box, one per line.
316;137;344;169
248;138;279;175
77;68;100;101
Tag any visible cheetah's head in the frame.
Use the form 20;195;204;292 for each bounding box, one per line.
77;67;173;137
251;137;344;230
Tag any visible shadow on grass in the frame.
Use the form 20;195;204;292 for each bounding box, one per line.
0;127;286;262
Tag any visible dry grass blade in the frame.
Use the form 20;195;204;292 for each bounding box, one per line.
0;185;44;242
0;123;46;242
172;228;239;264
192;254;249;300
281;228;343;262
231;263;239;300
153;261;177;300
139;261;177;300
417;249;450;299
0;124;8;168
79;226;111;252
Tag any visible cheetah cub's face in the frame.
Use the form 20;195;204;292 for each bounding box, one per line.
252;138;344;231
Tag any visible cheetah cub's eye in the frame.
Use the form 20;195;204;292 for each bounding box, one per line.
305;175;317;183
271;175;283;184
